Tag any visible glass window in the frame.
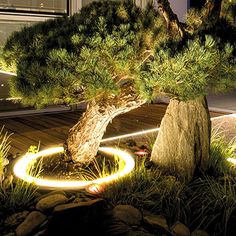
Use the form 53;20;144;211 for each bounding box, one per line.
0;0;68;15
0;20;36;46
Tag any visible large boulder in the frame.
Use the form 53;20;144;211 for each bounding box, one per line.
151;97;211;181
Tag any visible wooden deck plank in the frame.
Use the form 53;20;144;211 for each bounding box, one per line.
0;103;226;156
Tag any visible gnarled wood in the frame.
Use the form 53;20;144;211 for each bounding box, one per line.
154;0;187;38
204;0;222;21
66;89;145;163
151;97;211;181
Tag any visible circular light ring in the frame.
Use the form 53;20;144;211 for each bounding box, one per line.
227;158;236;165
13;147;135;189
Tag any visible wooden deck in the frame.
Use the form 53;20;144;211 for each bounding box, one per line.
0;103;224;155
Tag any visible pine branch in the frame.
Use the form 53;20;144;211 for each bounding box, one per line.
154;0;187;39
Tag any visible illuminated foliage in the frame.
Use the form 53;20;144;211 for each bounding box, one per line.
3;1;164;108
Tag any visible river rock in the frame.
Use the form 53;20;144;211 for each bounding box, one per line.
15;211;47;236
171;222;190;236
34;190;67;203
36;194;69;212
4;211;29;228
53;198;106;214
112;205;142;227
143;214;169;231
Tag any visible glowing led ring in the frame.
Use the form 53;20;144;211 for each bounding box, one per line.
227;158;236;165
13;147;135;189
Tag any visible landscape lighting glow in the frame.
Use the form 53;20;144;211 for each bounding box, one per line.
134;150;149;156
101;127;160;143
13;113;236;189
13;147;135;189
86;183;105;194
100;113;236;143
227;158;236;165
0;70;17;76
211;113;236;120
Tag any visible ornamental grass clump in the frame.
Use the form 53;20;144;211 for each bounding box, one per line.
208;127;236;177
101;158;191;226
78;152;126;181
100;133;236;235
189;176;236;236
0;144;42;212
0;126;11;182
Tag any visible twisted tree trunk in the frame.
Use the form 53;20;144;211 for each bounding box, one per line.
204;0;222;21
151;97;211;181
66;90;145;164
154;0;187;38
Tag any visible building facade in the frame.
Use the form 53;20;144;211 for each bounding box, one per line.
0;0;189;116
0;0;190;47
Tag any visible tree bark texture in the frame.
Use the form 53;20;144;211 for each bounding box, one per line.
66;91;145;164
204;0;223;21
151;97;211;181
155;0;186;38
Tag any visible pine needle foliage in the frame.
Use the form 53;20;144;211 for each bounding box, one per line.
3;1;165;108
136;0;236;102
0;145;42;212
138;35;235;101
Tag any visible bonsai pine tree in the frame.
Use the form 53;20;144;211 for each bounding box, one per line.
139;0;236;181
2;1;164;164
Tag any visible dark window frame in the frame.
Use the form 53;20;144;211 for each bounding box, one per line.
0;0;70;16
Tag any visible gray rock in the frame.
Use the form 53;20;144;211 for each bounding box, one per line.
15;211;47;236
143;214;169;231
171;222;190;236
113;205;142;227
36;194;69;212
191;230;209;236
4;211;29;228
151;98;210;181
